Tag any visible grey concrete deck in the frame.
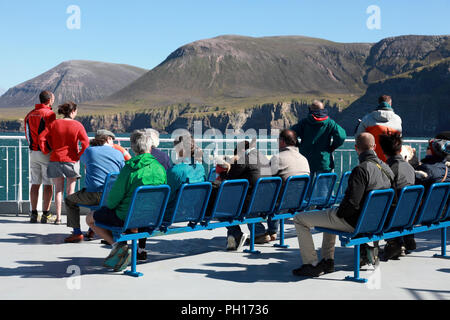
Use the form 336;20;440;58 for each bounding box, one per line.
0;214;449;300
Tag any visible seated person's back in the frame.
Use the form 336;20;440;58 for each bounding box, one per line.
166;135;206;214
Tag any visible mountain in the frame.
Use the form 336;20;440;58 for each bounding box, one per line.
1;35;449;136
0;60;147;109
335;58;450;137
87;35;372;109
0;88;5;95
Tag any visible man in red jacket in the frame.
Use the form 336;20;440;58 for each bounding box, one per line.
24;91;56;223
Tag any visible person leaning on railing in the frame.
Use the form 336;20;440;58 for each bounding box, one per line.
38;101;89;225
86;130;167;272
291;100;347;178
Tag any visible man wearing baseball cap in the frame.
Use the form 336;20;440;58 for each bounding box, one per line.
96;129;132;161
63;129;125;243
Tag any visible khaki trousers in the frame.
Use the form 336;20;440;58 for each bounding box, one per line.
65;190;102;229
293;207;354;265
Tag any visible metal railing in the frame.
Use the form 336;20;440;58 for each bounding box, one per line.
0;135;430;207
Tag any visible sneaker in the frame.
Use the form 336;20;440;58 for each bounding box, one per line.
40;213;54;224
382;242;402;261
30;212;38;224
137;250;147;261
292;264;324;277
317;259;335;274
114;249;132;272
236;233;249;251
366;245;380;266
404;238;416;253
64;233;84;243
226;235;237;251
104;243;128;269
254;234;271;244
84;229;96;241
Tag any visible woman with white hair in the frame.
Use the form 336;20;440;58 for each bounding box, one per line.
145;128;173;170
86;130;167;272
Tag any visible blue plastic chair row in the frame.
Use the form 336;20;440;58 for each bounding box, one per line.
316;182;450;283
92;171;354;276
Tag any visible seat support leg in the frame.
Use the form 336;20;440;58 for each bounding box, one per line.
434;227;449;259
244;223;261;254
124;239;144;277
274;219;289;249
345;245;368;283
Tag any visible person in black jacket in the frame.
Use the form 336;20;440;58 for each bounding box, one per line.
292;133;394;278
379;133;416;261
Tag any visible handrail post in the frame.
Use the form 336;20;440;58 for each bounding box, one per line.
17;138;23;216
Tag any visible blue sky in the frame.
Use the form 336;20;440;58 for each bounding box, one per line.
0;0;448;90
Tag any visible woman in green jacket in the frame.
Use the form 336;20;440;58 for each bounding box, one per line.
86;130;167;272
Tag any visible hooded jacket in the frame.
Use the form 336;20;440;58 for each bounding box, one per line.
356;105;402;162
292;114;347;174
107;153;167;221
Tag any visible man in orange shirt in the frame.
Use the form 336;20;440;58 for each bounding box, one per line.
24;91;56;223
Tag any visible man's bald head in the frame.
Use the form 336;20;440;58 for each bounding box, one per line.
279;129;299;148
310;100;324;111
356;133;376;153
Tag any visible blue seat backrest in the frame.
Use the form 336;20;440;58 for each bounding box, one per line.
332;171;351;206
384;185;424;232
208;168;217;182
275;175;310;213
352;189;395;236
442;197;450;221
242;177;282;218
123;185;171;231
167;182;212;225
305;173;337;208
209;179;249;221
415;183;450;225
98;173;120;206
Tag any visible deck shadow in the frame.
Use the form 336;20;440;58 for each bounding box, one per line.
0;257;114;279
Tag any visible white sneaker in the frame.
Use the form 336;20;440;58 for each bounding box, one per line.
236;233;249;252
227;235;237;251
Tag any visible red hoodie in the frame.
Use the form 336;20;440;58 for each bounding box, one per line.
39;119;89;163
24;104;56;151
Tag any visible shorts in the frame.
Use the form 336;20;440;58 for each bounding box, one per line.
47;161;81;179
93;206;125;228
29;151;52;185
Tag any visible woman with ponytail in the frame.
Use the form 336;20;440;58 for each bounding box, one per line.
39;101;89;224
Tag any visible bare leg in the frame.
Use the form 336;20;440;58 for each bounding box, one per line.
42;185;53;212
86;212;114;245
66;178;77;197
53;177;65;221
30;185;41;211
